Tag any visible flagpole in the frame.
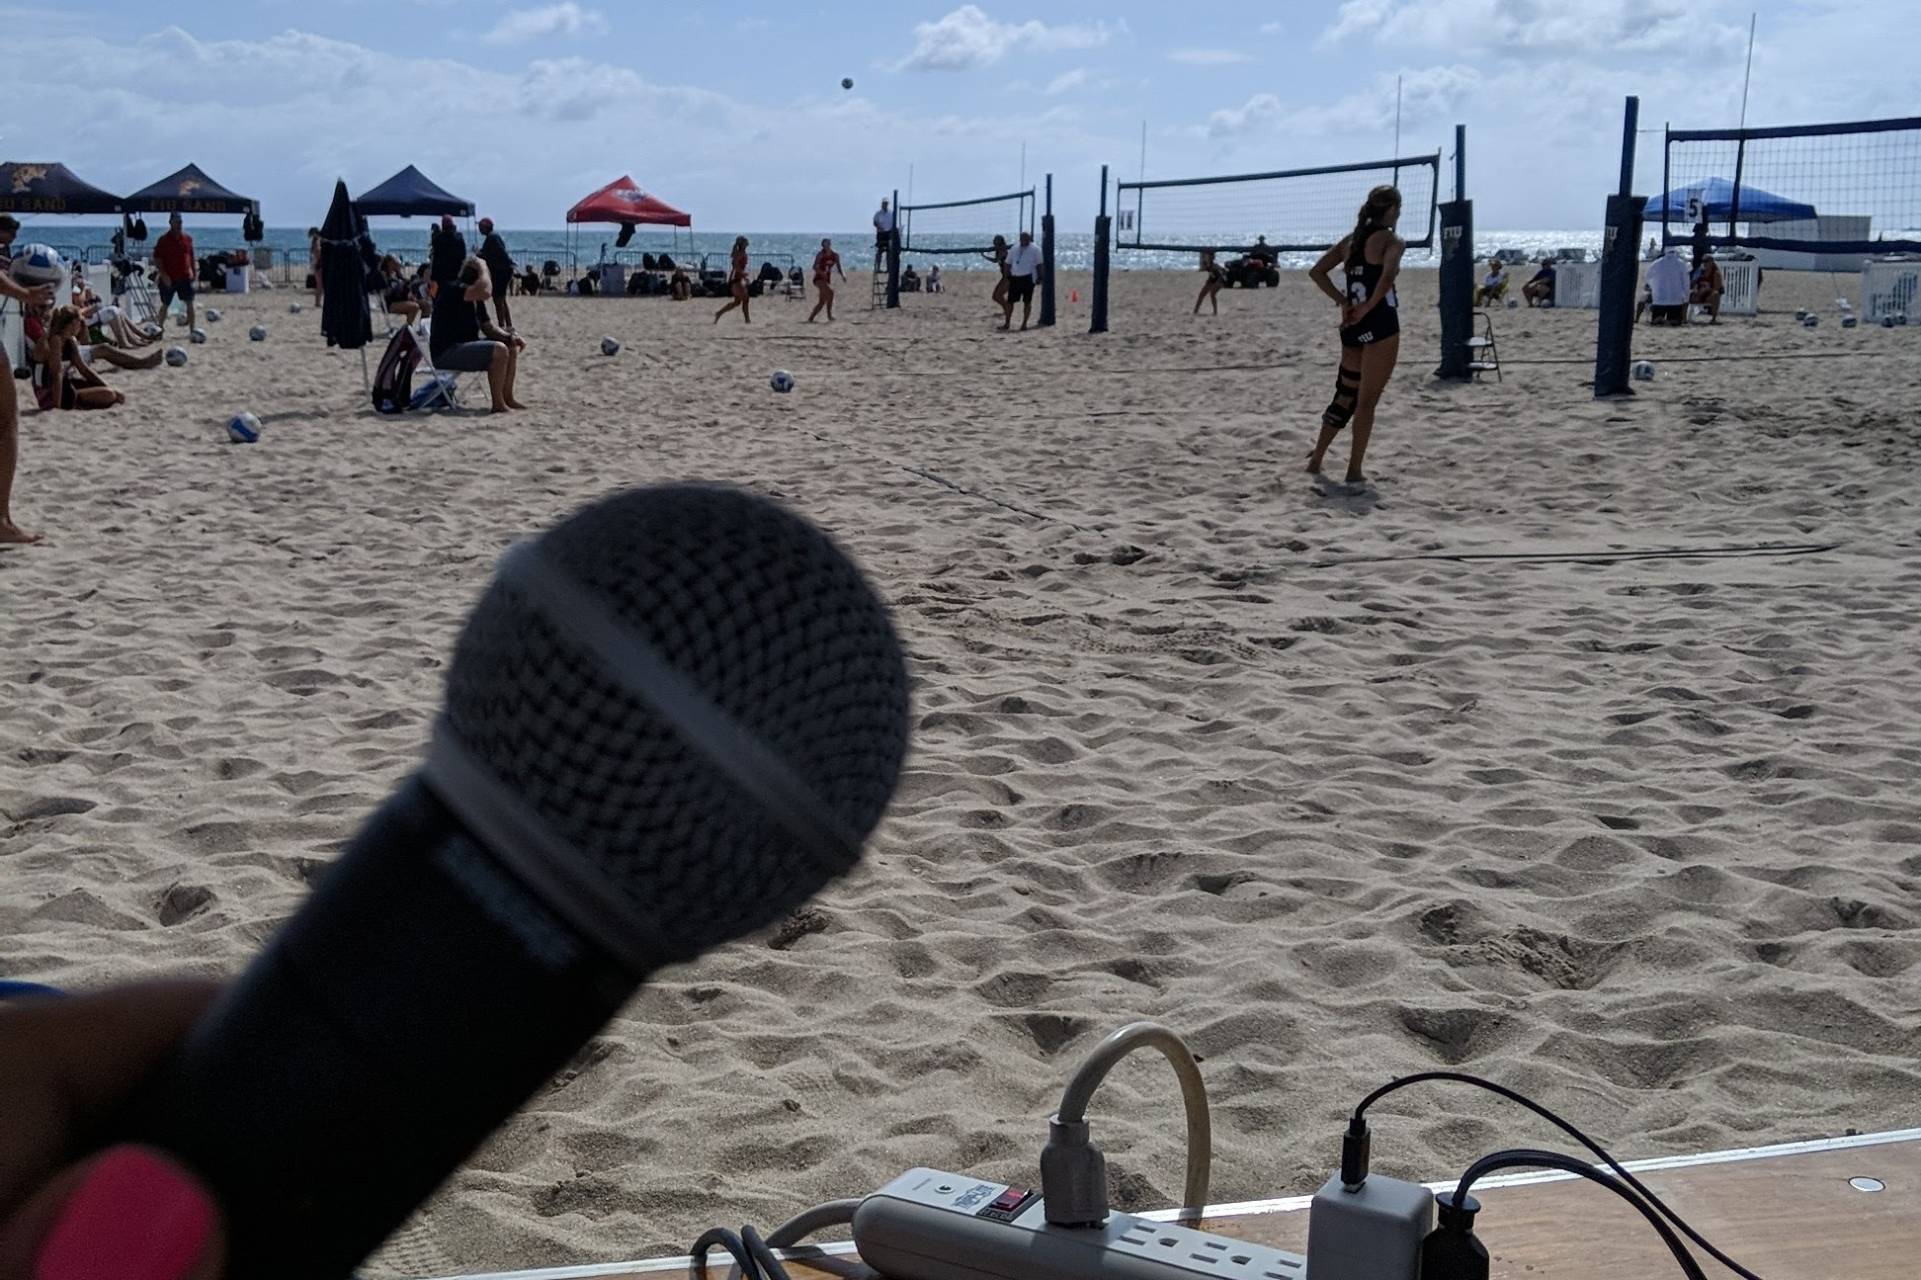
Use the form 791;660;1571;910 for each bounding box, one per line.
1738;13;1757;129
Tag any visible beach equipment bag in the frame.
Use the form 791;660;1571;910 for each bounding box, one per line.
371;326;423;415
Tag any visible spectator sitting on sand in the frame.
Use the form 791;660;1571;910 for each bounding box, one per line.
427;256;527;414
670;269;692;301
927;264;942;293
29;295;159;373
27;305;129;409
1523;258;1556;307
1474;257;1508;306
1690;255;1724;323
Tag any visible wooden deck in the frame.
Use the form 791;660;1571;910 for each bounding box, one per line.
436;1128;1917;1280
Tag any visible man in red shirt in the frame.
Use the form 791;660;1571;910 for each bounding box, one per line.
152;212;198;330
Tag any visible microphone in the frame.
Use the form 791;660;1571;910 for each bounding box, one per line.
121;484;911;1279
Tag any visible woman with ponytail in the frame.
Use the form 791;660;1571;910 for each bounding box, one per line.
1305;184;1405;487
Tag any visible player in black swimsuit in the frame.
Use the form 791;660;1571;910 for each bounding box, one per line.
1305;184;1405;486
1194;249;1227;316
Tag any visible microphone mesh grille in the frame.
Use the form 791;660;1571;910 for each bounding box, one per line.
442;485;910;960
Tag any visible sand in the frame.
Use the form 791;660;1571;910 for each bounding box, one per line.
3;267;1919;1276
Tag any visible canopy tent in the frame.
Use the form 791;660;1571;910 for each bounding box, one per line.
124;163;257;216
354;165;474;218
1646;177;1818;223
565;176;692;280
0;161;121;214
566;176;691;228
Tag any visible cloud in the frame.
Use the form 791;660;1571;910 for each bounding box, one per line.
1320;0;1742;56
1258;21;1286;35
482;3;608;45
894;5;1118;72
1169;48;1253;65
1044;68;1089;95
1206;65;1481;138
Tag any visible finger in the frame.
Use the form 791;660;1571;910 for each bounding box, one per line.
0;982;221;1214
0;1146;224;1280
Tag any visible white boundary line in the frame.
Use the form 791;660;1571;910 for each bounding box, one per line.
430;1127;1919;1280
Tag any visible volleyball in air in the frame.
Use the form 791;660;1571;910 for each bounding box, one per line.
164;346;188;367
249;324;268;341
600;336;620;357
1631;360;1655;382
770;369;796;393
7;243;64;287
842;77;854;90
227;412;261;444
189;326;208;344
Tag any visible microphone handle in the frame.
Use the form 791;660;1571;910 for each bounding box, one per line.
121;777;645;1280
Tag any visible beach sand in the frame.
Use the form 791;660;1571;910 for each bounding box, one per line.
3;268;1918;1276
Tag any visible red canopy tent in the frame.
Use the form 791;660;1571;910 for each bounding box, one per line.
565;176;692;277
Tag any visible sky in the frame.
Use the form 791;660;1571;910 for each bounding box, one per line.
2;0;1911;231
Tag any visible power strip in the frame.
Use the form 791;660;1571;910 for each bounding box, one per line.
851;1168;1307;1280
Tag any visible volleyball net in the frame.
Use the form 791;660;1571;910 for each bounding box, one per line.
1114;152;1442;256
898;188;1036;255
1659;115;1921;255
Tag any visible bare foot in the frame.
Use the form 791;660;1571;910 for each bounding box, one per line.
1306;452;1323;475
506;398;528;410
1345;471;1368;486
0;520;44;545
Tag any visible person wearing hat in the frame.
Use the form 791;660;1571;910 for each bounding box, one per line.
477;216;516;330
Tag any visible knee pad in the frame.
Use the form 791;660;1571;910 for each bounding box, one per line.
1323;365;1361;432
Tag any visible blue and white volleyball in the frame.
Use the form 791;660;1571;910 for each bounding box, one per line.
841;77;854;90
6;243;64;287
1897;313;1910;327
289;302;303;314
600;336;620;357
249;324;268;342
1505;297;1519;309
1631;360;1655;382
1840;314;1857;328
226;412;261;444
205;307;222;323
770;369;796;393
141;321;163;339
1794;308;1809;322
1878;316;1893;328
189;327;208;345
1802;314;1819;328
174;312;191;327
164;345;188;367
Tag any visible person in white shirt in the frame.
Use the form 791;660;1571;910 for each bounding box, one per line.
926;264;942;294
1644;249;1690;325
1474;258;1508;306
873;199;895;270
1005;229;1044;331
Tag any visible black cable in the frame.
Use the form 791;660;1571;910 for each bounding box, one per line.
1349;1071;1763;1280
1450;1149;1706;1280
691;1225;793;1280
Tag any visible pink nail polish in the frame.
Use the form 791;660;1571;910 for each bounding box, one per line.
35;1146;216;1280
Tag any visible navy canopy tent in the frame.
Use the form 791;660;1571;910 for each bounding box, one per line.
124;163;257;216
1646;177;1818;223
0;161;121;214
354;165;473;218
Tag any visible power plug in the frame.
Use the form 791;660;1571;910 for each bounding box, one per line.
1303;1172;1432;1280
852;1168;1307;1280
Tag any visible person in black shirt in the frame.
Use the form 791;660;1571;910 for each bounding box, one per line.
429;215;467;292
477;216;516;329
429;256;526;413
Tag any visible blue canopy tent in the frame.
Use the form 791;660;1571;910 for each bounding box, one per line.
1646;177;1817;224
353;165;473;218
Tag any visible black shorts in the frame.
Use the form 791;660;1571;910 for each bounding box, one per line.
158;278;194;307
1340;306;1399;349
434;341;500;372
1009;275;1036;304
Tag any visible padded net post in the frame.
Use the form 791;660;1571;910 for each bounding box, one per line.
1090;215;1111;335
1593;194;1647;398
1434;199;1474;380
1040;174;1056;328
886;229;900;310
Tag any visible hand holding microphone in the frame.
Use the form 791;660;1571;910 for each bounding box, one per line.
2;485;910;1280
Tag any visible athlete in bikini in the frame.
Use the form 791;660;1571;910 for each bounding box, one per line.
1194;249;1227;316
807;238;845;323
714;236;752;325
983;235;1011;326
1305;184;1404;487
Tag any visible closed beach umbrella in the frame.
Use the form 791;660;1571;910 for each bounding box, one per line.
319;178;371;351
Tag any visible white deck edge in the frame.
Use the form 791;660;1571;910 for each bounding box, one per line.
429;1126;1920;1280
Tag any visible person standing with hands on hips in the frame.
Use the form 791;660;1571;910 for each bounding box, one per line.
1304;184;1404;489
151;213;197;331
1005;230;1043;332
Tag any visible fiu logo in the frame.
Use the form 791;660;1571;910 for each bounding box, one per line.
179;177;204;196
10;164;50;193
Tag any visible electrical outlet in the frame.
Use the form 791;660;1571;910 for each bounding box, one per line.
852;1168;1307;1280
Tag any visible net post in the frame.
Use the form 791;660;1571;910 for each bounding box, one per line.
1454;124;1466;201
1660;123;1672;252
1090;165;1110;334
1595;96;1645;399
1040;173;1057;328
1435;196;1473;380
886;187;901;309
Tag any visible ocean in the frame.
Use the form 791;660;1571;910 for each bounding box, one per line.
17;224;1610;275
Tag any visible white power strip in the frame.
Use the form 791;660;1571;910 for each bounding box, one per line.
851;1169;1307;1280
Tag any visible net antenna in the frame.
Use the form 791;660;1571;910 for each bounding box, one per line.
1113;152;1442;256
1658;115;1921;258
898;188;1037;256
